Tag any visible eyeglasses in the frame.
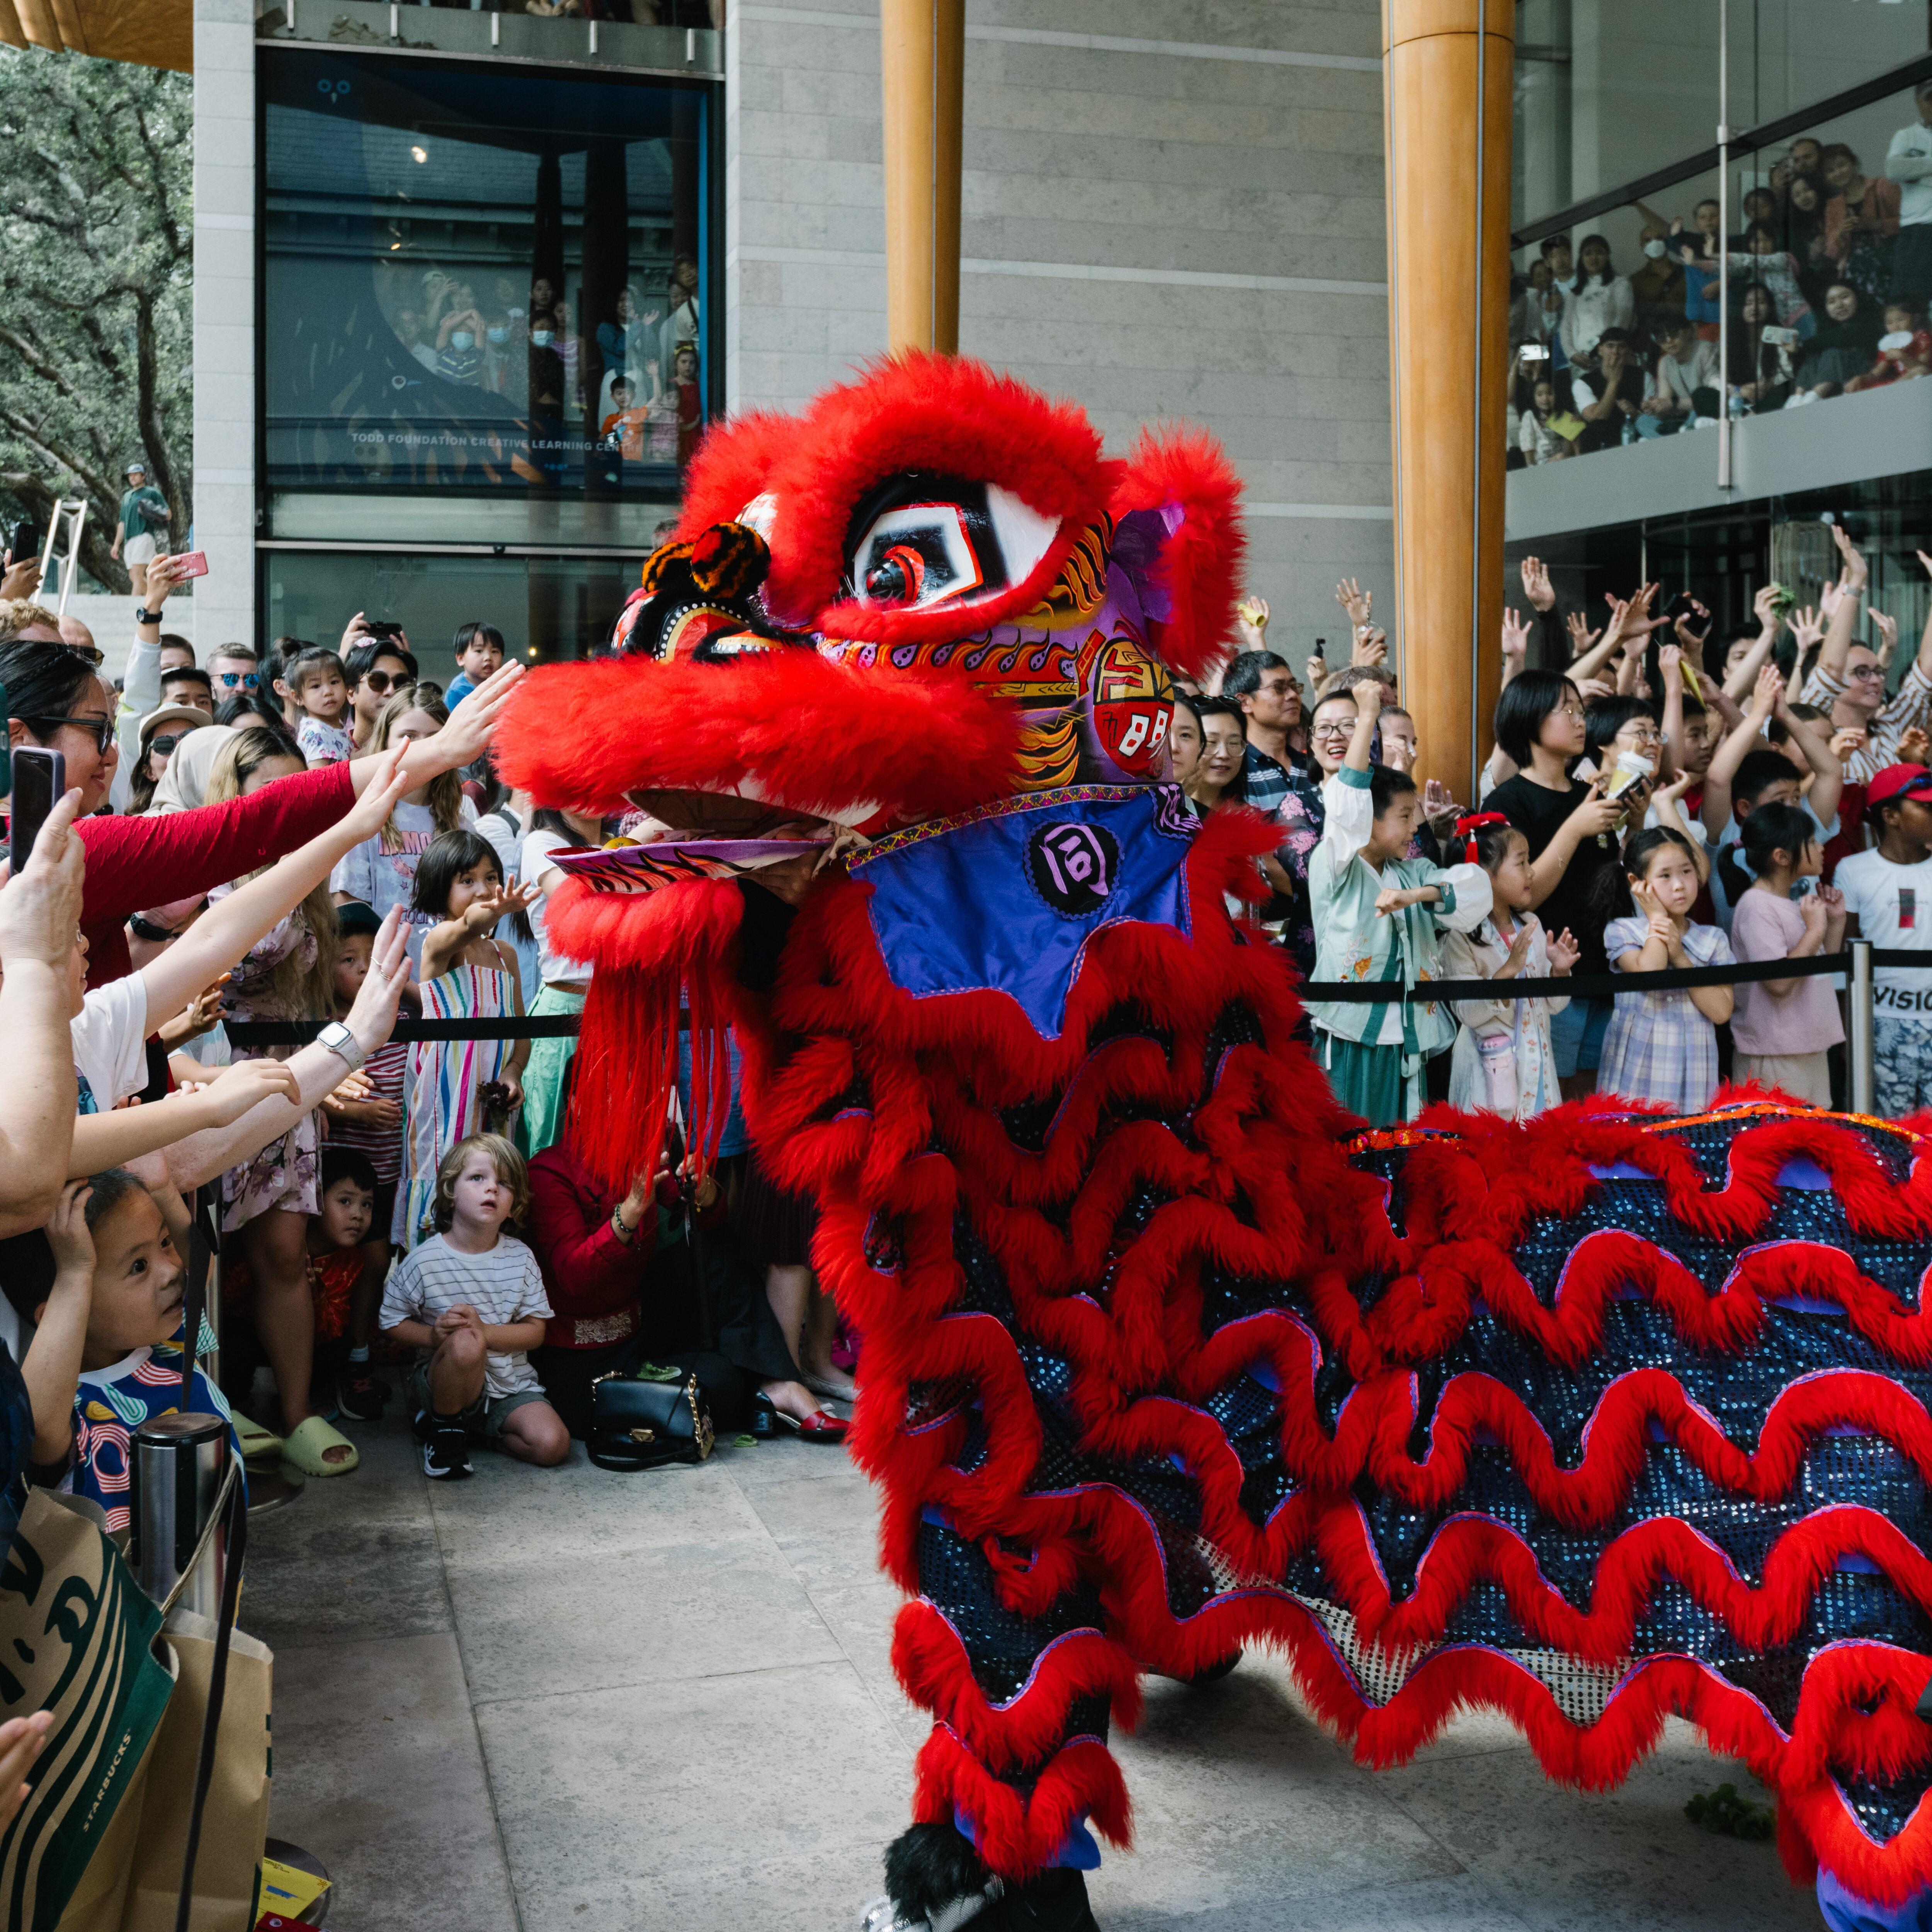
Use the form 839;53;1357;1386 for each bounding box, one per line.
1553;704;1586;721
1848;665;1886;681
26;713;115;753
213;670;260;690
57;642;104;668
1311;722;1356;739
148;733;185;758
1618;728;1663;747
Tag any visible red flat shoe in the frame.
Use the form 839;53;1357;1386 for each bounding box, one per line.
754;1396;849;1442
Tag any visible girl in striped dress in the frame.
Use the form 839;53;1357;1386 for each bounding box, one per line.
396;831;537;1248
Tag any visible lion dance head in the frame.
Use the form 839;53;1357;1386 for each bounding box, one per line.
494;351;1248;1186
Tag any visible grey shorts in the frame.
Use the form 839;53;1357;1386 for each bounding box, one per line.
406;1361;549;1440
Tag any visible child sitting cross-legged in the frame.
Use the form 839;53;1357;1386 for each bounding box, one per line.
378;1133;568;1478
23;1173;238;1534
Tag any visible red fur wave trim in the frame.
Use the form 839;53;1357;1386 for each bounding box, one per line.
493;648;1024;830
893;1601;1144;1774
914;1729;1132;1879
1110;427;1248;679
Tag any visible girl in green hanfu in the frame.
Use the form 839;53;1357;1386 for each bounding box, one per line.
1305;686;1493;1127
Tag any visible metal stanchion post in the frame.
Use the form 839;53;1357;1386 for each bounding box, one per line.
1850;937;1876;1116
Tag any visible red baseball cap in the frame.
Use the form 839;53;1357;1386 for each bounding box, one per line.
1866;763;1932;810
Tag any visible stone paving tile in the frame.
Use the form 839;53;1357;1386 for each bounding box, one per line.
270;1632;516;1932
262;1410;1830;1930
476;1660;913;1932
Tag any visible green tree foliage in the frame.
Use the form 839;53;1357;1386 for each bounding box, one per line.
0;46;190;595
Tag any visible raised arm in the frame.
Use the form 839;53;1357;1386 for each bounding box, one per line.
1523;784;1620;910
1807;527;1869;686
1722;587;1782;703
0;793;85;1238
136;752;412;1025
161;907;412;1190
1772;687;1844;830
1702;663;1780;837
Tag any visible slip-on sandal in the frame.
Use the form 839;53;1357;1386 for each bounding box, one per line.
235;1418;284;1463
282;1414;360;1478
751;1396;849;1444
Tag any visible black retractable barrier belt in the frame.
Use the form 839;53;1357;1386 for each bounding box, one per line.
221;951;1919;1039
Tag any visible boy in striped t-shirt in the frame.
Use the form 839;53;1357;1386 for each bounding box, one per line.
379;1134;568;1478
25;1172;239;1534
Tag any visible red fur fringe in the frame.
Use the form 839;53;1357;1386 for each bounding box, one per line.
707;805;1932;1898
492;649;1024;834
1109;426;1248;679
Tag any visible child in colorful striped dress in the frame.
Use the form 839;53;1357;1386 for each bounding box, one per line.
25;1172;239;1534
395;832;537;1249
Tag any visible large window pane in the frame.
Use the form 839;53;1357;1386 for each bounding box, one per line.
1512;0;1930;231
262;49;713;540
262;550;643;687
1507;170;1725;475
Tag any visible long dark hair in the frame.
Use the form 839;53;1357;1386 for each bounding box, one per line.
1719;799;1816;910
0;639;97;739
411;828;503;919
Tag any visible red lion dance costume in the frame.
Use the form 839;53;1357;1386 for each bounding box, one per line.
498;355;1932;1932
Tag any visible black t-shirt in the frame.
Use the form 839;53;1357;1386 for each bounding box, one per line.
1572;362;1641;452
1488;773;1619;976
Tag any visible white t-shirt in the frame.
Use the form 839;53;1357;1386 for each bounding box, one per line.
378;1231;554;1398
1889;118;1932;228
330;797;480;966
1836;849;1932;1018
70;974;150;1114
522;829;594;989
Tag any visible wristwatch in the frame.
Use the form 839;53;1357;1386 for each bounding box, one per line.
315;1020;367;1073
134;606;164;627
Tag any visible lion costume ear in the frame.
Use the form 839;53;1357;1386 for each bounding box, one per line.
1107;427;1247;682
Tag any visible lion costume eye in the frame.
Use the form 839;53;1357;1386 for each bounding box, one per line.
844;475;1060;613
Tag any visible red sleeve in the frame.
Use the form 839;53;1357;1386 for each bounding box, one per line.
526;1153;653;1319
76;762;355;928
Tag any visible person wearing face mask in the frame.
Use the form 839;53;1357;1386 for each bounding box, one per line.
1627;217;1685;343
482;310;522;405
527;313;566;479
436;290;486;388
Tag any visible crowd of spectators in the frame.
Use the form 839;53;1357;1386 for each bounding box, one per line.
0;545;852;1585
1510;79;1932;464
1193;531;1932;1129
384;260;704;474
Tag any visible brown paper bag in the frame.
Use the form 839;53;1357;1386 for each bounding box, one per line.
0;1490;175;1932
118;1613;272;1932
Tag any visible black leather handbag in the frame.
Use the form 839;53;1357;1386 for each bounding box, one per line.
587;1364;715;1471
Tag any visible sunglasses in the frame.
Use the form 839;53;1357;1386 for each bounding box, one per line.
28;713;115;753
358;668;410;696
214;670;260;690
148;733;186;758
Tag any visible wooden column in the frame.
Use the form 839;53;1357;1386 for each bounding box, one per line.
1383;0;1514;800
880;0;964;355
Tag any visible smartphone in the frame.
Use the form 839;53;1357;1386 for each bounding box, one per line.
7;519;39;567
175;549;209;579
1519;343;1549;362
1763;325;1800;349
9;746;65;874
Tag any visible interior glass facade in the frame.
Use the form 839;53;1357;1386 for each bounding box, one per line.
261;47;715;550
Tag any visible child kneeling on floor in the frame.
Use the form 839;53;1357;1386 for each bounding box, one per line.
22;1173;240;1534
378;1133;569;1478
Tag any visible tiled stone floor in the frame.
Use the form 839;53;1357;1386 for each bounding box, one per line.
250;1416;1819;1932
